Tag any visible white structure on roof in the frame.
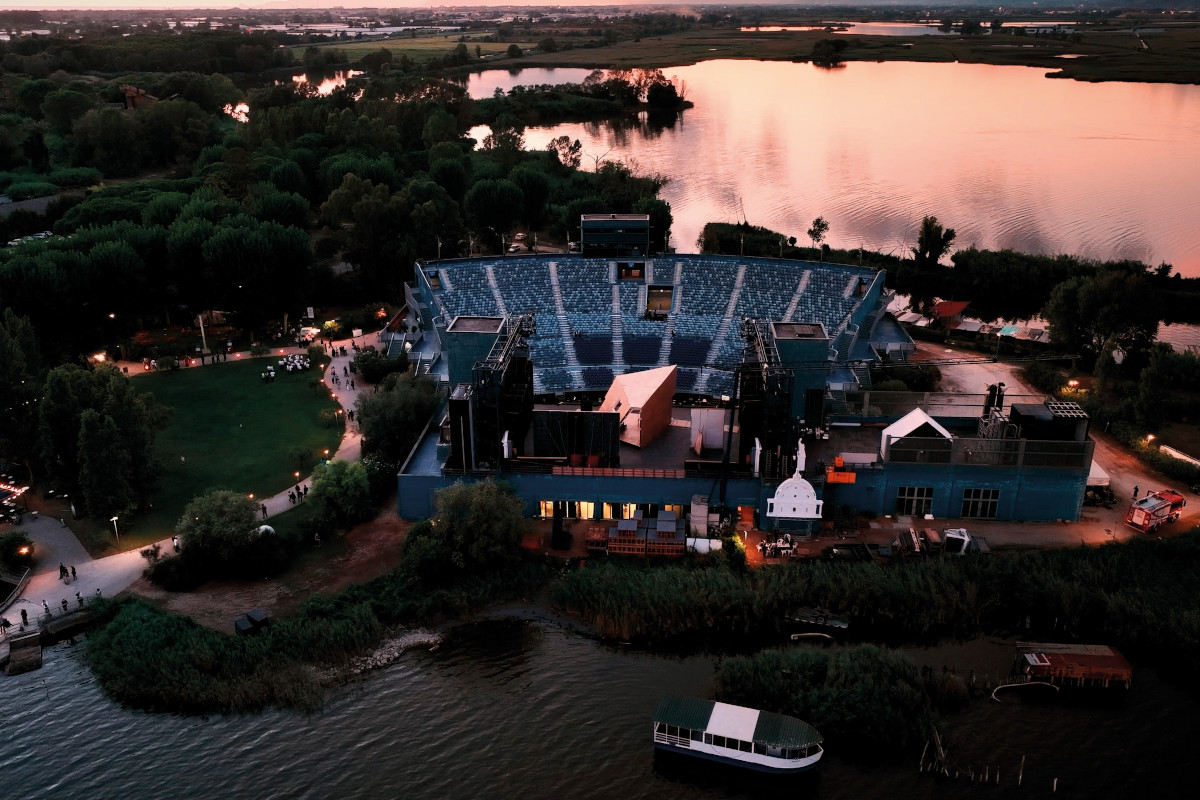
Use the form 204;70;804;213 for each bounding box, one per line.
766;442;823;520
880;408;953;459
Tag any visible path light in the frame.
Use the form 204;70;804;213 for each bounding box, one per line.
249;493;255;499
1068;380;1079;388
323;449;329;456
1147;434;1156;443
294;471;300;479
110;515;120;544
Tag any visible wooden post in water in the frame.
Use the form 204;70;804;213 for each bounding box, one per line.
1018;755;1025;786
1053;777;1058;792
919;741;928;773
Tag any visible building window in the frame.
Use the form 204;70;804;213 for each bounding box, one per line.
895;486;933;516
961;488;1000;519
539;500;554;518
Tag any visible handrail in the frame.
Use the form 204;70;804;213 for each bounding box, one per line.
0;566;31;615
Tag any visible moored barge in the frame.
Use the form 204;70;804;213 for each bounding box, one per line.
652;695;824;773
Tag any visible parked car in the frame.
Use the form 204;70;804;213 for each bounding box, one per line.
508;243;525;253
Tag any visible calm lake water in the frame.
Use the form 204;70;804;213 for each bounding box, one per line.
468;60;1200;276
3;618;1194;799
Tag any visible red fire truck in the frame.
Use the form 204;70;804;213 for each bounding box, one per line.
1124;489;1187;534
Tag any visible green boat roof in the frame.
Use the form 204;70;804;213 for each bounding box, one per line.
654;695;715;731
654;696;823;749
753;710;823;749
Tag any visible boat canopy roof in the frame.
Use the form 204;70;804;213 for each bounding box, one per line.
654;695;823;749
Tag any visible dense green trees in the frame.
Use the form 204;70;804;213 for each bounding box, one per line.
912;215;956;268
716;645;932;750
309;459;372;529
1043;268;1161;363
404;479;527;579
38;365;164;518
356;372;438;463
176;490;261;568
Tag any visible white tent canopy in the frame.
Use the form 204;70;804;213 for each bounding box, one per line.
880;408;953;459
1087;460;1110;487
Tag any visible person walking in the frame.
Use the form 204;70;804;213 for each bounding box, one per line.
172;534;180;552
261;503;268;519
61;598;68;614
1133;485;1140;500
59;563;68;580
70;565;77;581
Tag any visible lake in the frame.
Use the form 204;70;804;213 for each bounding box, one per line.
467;60;1200;276
2;619;1193;799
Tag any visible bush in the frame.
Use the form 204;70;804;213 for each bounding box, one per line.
354;347;407;384
0;530;34;572
1022;361;1066;394
5;181;59;201
715;644;932;753
47;166;102;187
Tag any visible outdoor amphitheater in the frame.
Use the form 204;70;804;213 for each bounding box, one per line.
416;254;893;397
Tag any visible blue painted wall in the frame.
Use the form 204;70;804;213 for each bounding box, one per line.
822;462;1088;522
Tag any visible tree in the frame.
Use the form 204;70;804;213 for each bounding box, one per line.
404;479;526;578
538;38;558;53
506;44;523;58
912;215;956;268
464;178;524;238
357;372;438;463
547;136;582;170
807;216;829;252
0;309;42;484
310;459;373;529
1043;269;1162;365
176;490;260;568
78;409;131;521
508;165;551;227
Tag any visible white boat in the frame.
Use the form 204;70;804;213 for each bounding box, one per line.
652;695;824;774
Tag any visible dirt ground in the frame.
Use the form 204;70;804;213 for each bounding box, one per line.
129;504;410;632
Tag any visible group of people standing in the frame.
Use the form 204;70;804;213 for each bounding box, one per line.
58;562;77;583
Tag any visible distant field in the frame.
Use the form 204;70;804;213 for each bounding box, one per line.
127;357;341;546
451;24;1200;84
299;33;540;63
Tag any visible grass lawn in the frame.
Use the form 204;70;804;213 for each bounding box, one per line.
126;357;342;546
300;33;539;63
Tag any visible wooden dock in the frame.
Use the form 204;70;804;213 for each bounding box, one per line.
5;630;43;675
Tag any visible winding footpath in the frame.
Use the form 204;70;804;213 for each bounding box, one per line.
2;338;368;635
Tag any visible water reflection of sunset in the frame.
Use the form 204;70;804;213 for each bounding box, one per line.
482;60;1200;275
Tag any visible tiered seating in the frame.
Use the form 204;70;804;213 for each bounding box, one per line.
440;290;499;318
622;316;664;337
539;368;573;392
624;336;661;364
575;335;613;365
707;371;735;397
557;258;611;311
673;313;721;340
530;340;566;367
567;312;611;337
675;369;698;391
679;258;737;314
492;262;556;317
736;263;797;320
619;283;641;314
711;337;746;370
668;336;711;367
582;367;613;389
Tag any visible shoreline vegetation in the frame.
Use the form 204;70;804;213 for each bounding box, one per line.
433;24;1200;86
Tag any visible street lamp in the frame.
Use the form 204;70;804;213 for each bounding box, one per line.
110;515;119;544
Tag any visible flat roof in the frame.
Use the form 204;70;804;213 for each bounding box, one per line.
581;213;649;221
772;322;827;340
447;316;504;333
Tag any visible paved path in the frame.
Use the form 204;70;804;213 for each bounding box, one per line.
6;338;372;622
